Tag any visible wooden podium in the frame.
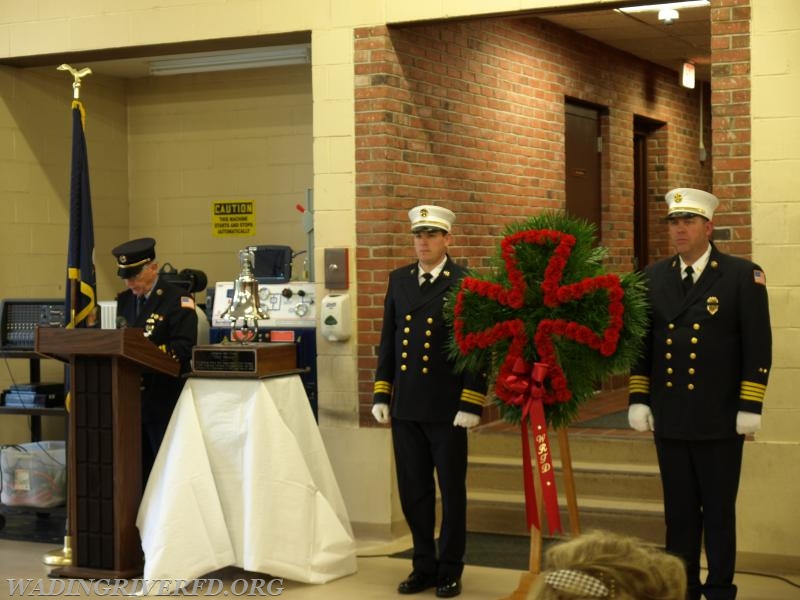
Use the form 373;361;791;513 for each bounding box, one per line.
35;328;180;579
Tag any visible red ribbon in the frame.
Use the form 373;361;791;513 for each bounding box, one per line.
503;358;562;535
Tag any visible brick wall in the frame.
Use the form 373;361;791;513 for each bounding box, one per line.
354;13;732;422
711;0;752;257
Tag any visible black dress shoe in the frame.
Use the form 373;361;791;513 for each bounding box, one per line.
435;577;462;598
397;572;436;594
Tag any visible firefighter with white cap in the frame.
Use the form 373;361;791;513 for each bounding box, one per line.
372;205;487;598
628;188;771;600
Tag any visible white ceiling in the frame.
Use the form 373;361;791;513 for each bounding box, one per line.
538;3;711;81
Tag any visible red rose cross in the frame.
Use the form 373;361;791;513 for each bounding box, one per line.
454;228;625;409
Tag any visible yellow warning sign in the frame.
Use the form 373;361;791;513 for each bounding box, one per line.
212;201;255;237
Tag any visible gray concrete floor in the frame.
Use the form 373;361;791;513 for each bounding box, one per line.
1;535;798;599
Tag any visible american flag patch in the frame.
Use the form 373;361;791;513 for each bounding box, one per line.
753;269;766;286
181;296;196;309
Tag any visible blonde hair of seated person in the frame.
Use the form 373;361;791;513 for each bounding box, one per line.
528;530;687;600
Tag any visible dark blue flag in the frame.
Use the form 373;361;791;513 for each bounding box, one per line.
65;100;97;328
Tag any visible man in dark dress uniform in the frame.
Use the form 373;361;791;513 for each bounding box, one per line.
112;237;198;482
372;205;488;599
628;189;772;600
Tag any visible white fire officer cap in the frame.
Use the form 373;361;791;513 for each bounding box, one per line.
408;205;456;233
665;188;719;220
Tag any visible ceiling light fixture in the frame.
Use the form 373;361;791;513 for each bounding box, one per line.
149;44;311;76
618;1;709;14
658;8;680;24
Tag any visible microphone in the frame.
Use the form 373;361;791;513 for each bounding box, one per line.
116;316;128;329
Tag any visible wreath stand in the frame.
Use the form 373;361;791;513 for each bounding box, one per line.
499;428;582;600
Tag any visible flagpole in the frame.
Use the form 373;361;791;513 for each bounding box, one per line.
43;63;93;570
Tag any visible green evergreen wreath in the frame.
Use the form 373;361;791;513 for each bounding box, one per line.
446;212;649;429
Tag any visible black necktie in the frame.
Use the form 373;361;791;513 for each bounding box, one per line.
420;272;433;294
682;266;694;295
136;295;146;317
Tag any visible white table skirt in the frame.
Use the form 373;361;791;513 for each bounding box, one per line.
136;376;357;584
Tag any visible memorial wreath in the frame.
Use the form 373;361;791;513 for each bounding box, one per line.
445;212;648;532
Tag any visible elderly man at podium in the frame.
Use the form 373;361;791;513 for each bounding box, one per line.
111;237;197;481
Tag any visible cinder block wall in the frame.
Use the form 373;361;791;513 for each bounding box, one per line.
0;67;128;443
124;65;313;298
0;65;313;443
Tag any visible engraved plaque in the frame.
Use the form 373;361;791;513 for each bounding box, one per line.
191;342;296;378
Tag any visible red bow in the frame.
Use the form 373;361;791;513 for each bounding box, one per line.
503;358;548;411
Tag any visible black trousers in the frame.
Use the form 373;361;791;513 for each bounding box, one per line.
655;436;744;600
140;376;184;484
392;417;468;581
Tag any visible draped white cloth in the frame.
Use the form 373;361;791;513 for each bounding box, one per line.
136;376;357;584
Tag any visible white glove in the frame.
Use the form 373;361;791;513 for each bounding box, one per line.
371;403;390;424
736;411;761;435
453;411;481;429
628;404;654;432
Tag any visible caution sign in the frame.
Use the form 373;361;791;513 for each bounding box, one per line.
212;200;255;237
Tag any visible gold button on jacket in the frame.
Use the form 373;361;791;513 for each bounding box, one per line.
373;257;488;422
629;247;771;439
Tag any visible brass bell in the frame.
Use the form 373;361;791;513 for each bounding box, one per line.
220;248;269;342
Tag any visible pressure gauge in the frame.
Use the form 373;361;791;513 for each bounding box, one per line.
295;303;309;318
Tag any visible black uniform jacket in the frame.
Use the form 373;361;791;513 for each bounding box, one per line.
629;245;771;440
116;277;198;424
373;257;488;422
